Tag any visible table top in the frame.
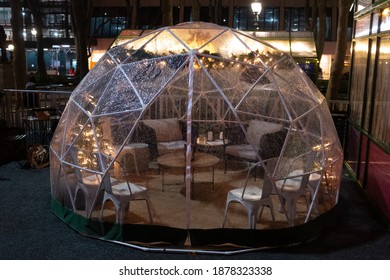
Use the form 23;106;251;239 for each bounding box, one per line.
196;139;225;147
157;152;219;169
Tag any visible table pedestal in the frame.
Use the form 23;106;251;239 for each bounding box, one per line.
157;152;219;199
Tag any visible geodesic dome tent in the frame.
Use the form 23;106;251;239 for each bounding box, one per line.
50;22;343;252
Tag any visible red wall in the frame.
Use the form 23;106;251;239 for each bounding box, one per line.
366;142;390;219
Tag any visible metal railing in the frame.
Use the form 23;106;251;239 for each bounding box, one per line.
328;100;349;116
0;89;72;128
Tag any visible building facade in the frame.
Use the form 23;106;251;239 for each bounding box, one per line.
346;0;390;220
0;0;347;77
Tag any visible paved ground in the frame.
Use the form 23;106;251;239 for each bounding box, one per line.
0;161;389;259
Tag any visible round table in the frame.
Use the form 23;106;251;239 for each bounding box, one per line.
195;139;226;157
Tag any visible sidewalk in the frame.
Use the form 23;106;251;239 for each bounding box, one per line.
0;161;389;259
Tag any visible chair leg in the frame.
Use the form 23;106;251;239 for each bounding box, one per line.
99;200;106;221
279;196;286;213
100;196;120;222
116;202;130;224
258;203;275;226
257;202;275;222
221;201;231;228
265;199;275;224
116;206;123;224
145;198;154;224
75;189;93;218
85;198;92;219
258;206;265;222
286;199;297;226
269;203;276;224
248;210;257;229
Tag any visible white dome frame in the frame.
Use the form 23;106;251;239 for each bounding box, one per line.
50;22;343;253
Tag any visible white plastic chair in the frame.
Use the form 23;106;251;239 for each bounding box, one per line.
68;146;114;218
96;153;153;224
221;160;276;229
275;168;310;226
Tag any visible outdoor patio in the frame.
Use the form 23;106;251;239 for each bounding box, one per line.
0;160;388;259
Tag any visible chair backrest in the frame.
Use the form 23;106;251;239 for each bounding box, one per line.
241;159;276;200
260;172;274;199
262;158;279;198
224;125;246;145
268;155;312;194
300;173;310;190
279;169;311;194
95;153;114;194
68;146;83;183
95;153;134;197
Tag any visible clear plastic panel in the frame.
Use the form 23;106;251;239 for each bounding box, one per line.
94;67;143;115
122;55;189;105
319;101;342;149
161;75;190;119
191;70;228;126
233;31;287;68
74;53;118;93
290;110;325;172
107;45;134;65
49;153;62;198
322;157;343;206
72;68;116;114
60;152;103;218
122;30;161;50
199;29;251;58
60;102;91;158
135;29;189;56
236;81;289;120
191;63;219;94
198;55;268;107
169;25;224;51
271;57;321;120
52;164;74;210
200;56;278;124
65;119;101;172
93;111;141;155
50;107;70;158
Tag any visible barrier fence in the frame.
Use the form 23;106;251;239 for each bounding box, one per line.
0;89;72;146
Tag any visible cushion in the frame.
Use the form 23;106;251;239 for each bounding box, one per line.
275;169;304;192
230;186;263;201
246;120;283;149
258;129;287;159
143;118;183;142
82;174;117;185
224;125;246;145
158;140;186;155
112;182;147;196
225;144;257;160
